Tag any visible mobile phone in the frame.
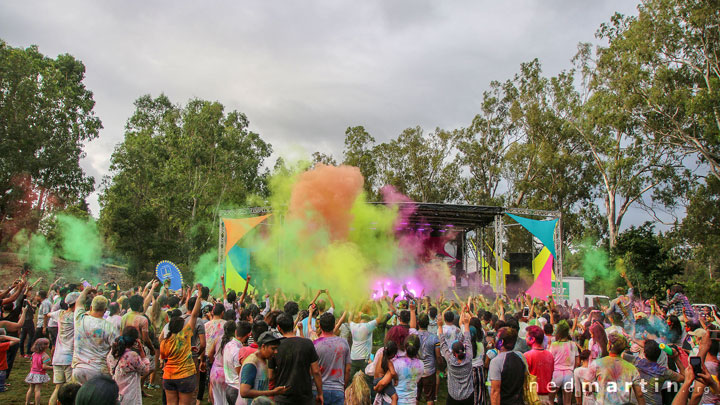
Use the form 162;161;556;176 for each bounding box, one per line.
690;356;703;377
710;330;720;341
522;307;530;318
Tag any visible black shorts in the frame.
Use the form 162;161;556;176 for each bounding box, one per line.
417;374;437;401
47;327;58;346
163;375;197;393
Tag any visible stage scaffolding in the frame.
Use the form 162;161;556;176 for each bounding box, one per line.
218;203;563;295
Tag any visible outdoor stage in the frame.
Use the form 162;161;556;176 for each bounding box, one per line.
218;203;564;299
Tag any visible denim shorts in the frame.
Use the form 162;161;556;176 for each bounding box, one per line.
163;375;197;393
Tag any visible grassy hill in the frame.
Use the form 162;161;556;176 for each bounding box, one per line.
0;251;135;291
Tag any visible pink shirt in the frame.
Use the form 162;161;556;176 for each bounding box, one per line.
524;348;555;394
30;352;49;375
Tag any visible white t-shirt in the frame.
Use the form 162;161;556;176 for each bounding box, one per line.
350;320;377;361
223;338;243;389
72;307;119;372
50;309;75;366
107;314;122;333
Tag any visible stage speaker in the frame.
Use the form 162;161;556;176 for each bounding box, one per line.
508;253;532;274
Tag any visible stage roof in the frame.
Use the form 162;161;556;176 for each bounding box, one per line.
220;203;560;232
369;202;503;230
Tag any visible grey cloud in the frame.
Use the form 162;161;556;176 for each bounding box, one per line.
1;0;640;216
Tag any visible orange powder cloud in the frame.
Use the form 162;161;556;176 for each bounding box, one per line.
288;164;364;240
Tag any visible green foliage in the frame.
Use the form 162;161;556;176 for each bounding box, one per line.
374;126;462;203
596;0;720;181
0;40;101;238
342;126;378;199
99;94;272;280
613;222;682;299
680;176;720;275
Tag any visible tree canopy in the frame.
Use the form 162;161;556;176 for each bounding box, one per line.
0;40;101;241
99;94;271;278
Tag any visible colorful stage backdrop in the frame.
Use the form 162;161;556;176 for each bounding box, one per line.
221;213;557;300
222;215;270;293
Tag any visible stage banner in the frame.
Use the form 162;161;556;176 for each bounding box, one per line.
223;215;270;292
506;213;558;300
506;213;558;258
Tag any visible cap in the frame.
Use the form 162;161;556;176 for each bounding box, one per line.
688;329;707;338
256;331;284;346
65;292;81;305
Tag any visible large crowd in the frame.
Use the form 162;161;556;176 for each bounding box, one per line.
0;268;718;405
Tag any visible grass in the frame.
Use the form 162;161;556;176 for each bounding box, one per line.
5;356;448;404
5;355;164;405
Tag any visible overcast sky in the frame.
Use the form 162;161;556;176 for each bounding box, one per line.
2;0;650;224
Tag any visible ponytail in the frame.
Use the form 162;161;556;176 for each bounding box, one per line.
219;321;237;356
404;334;420;359
112;326;139;359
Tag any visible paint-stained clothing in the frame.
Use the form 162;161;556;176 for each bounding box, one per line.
204;319;226;357
72;307;119;374
107;349;151;405
160;323;196;380
121;311;149;337
238;352;269;405
49;310;74;366
313;336;351;391
588;355;641;405
549;340;579;372
349;320;377;361
381;352;423;405
524;347;555;395
622;352;681;405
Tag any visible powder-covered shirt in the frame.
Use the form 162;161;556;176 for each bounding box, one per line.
238;343;258;365
204;319;226;357
384;353;424;405
73;307;119;373
525;348;555;394
239;352;269;405
588;355;641;405
418;330;440;377
349;320;377;361
549;340;579;372
223;338;243;389
49;297;62;327
622;352;681;405
107;349;151;405
573;366;597;405
121;311;149;337
160;323;196;380
107;314;122;333
313;336;351;391
50;309;75;366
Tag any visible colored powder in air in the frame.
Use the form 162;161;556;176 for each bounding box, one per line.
10;230;54;276
229;163;452;303
415;260;452;295
347;194;400;269
56;214;102;269
193;251;221;292
288;164;364;240
578;240;618;293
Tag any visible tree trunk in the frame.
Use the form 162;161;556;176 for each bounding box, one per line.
606;193;618;249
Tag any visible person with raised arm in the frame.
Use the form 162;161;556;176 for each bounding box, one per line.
72;286;119;384
160;284;203;405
